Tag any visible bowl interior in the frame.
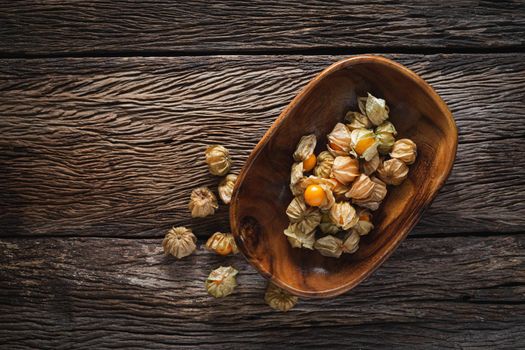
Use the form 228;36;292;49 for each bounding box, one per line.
230;56;457;298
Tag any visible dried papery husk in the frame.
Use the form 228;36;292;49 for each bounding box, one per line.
319;211;340;235
331;156;360;185
327;178;350;198
317;184;336;210
375;132;396;155
290;162;305;196
290;162;304;186
300;175;336;189
265;282;298;312
293;134;317;162
390;138;417;165
345;111;372;130
286;196;322;232
376;121;397;135
162;226;197;259
327;123;352;156
377;158;409;185
205;232;239;256
343;230;361;254
284;222;315;249
205;266;238;298
296;208;322;234
218;174;237;204
365;92;389;126
375;121;397;154
314;235;344;258
358;96;368;115
205;145;231;176
188;187;218;218
350;128;379;161
346;174;375;200
313;151;335;178
362;153;381;175
286;196;308;222
353;177;387;211
290;179;304;196
354;208;374;236
329;201;358;230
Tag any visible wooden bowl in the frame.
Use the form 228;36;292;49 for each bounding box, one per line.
230;55;457;298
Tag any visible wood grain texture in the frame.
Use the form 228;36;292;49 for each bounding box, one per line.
0;1;524;55
0;54;524;238
231;55;458;297
0;235;524;349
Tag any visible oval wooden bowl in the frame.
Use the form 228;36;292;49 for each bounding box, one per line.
230;55;458;298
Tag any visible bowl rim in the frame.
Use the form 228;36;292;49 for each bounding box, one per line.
230;55;458;298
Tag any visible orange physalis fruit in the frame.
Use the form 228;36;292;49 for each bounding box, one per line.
359;213;371;222
354;137;375;156
215;244;233;256
329;141;343;152
303;154;317;172
304;184;326;207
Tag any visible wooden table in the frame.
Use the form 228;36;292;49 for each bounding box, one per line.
1;1;524;348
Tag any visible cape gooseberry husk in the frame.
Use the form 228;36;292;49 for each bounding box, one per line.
293;134;317;162
365;93;390;126
331;156;360;185
284;222;315;250
286;196;322;233
313;151;335;178
218;174;237;204
265;282;298;312
329;201;358;230
377;158;409;185
362;153;381;175
352;176;388;211
205;232;239;256
343;230;361;254
390;138;417;165
162;226;197;259
345;111;372;130
354;208;374;236
205;266;239;298
188;186;218;218
205;145;231;176
327;123;352;156
314;235;344;258
345;174;375;200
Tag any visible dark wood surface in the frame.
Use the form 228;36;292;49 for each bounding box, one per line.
1;1;524;55
0;1;524;348
1;55;524;238
1;235;524;349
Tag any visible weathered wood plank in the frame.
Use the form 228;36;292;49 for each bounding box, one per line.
0;54;524;237
0;1;524;55
0;235;523;349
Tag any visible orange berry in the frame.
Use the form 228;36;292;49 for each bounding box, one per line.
329;141;343;152
354;137;375;156
304;184;326;207
359;214;371;222
303;153;317;172
215;243;233;256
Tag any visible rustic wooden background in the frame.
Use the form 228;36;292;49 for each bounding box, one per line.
1;1;524;349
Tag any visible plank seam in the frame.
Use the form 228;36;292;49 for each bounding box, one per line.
0;45;524;60
0;231;523;240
